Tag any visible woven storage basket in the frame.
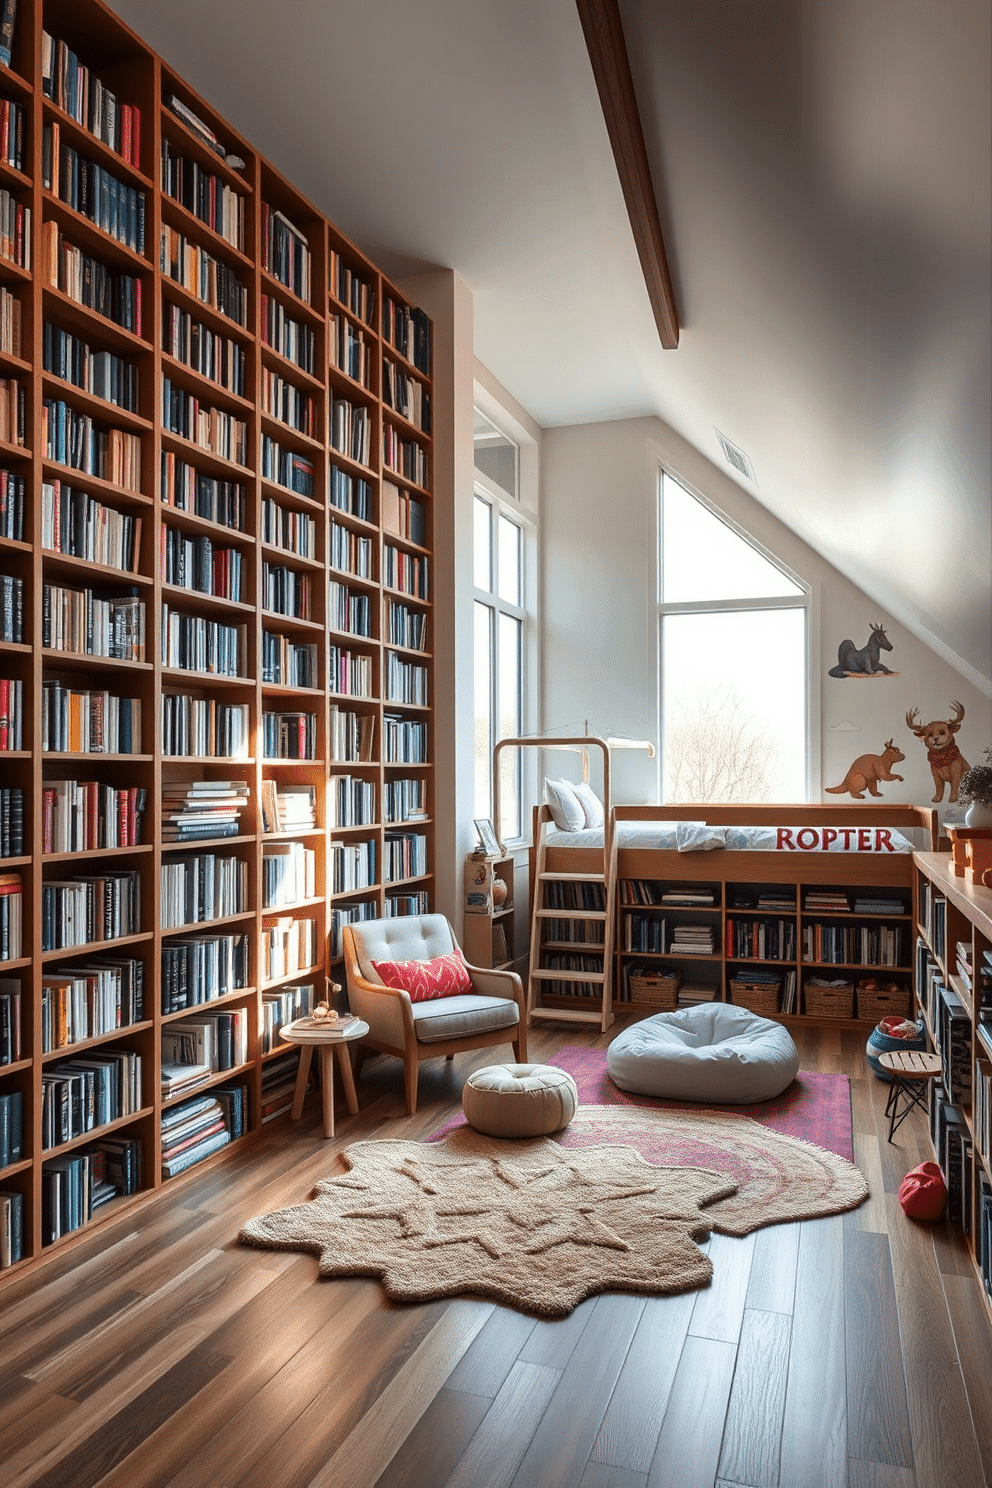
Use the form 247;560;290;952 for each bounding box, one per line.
857;981;912;1023
628;970;681;1009
729;978;781;1016
805;979;855;1018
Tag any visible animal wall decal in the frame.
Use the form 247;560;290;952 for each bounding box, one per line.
906;701;970;802
824;739;905;799
828;623;896;678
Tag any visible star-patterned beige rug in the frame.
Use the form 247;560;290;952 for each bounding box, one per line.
239;1122;867;1317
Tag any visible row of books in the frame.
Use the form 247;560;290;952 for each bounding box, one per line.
159;851;247;930
327;775;375;829
260;781;317;834
42;583;145;661
541;918;604;946
329;645;373;699
386;600;428;652
0;189;28;270
0;469;24;540
262;204;311;302
329;838;376;893
42;683;141;755
382;357;431;435
161;779;249;843
41;1047;142;1149
725;916;797;962
161;694;248;759
262;497;316;559
260;982;314;1053
262;841;316;909
0;573;21;641
44;124;146;256
328;581;371;638
542;879;606;912
41;780;146;853
931;1085;970;1231
42;29;142;168
160;1092;231;1179
260;434;313;497
262;916;317;982
0;95;24;172
161;604;246;677
383;832;428;883
330;399;371;466
330;706;374;763
160;453;248;530
261;369;316;438
330;899;379;958
41;479;143;573
0;977;20;1063
383;426;429;488
162;526;243;600
330;464;372;521
382;298;431;375
0;375;24;444
161;225;247;327
0;1087;22;1166
262;561;311;620
330;314;373;388
43;321;139;413
42;399;142;491
330;521;373;578
162;1007;249;1081
260;294;315;375
800;922;906;967
383;713;428;763
331;256;375;327
160;931;248;1014
0;282;21;357
0;1188;23;1268
40;869;140;951
43;222;142;336
162;379;249;466
41;1136;141;1246
164;305;246;397
41;957;144;1052
384;544;429;599
0;871;20;957
161;140;245;252
261;709;316;760
385;652;428;706
261;631;317;688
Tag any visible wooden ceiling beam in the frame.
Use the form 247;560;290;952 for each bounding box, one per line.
575;0;680;349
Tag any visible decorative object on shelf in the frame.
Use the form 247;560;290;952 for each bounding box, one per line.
823;738;905;799
905;700;970;803
473;817;500;856
898;1161;947;1221
827;622;898;678
491;876;509;907
946;825;992;884
958;745;992;827
865;1015;926;1080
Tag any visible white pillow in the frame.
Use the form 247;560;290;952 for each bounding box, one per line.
572;781;604;828
544;778;585;832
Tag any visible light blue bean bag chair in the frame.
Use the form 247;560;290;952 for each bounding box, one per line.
607;1003;800;1104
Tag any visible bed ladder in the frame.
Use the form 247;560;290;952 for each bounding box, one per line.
528;803;617;1032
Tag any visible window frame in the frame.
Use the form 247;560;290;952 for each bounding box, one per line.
656;467;813;803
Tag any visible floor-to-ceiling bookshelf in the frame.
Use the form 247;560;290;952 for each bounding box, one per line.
0;0;435;1282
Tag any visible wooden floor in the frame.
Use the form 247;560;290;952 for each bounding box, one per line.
2;1023;991;1488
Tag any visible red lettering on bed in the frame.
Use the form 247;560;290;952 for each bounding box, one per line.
777;828;794;849
797;828;819;849
858;829;871;851
876;828;894;851
840;828;855;849
822;828;838;849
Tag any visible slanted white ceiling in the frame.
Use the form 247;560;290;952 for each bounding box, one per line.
108;0;992;690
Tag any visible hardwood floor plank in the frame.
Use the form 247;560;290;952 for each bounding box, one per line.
370;1385;493;1488
844;1229;914;1468
883;1192;984;1488
446;1306;539;1399
579;1464;648;1488
517;1293;598;1367
305;1300;492;1488
778;1215;848;1488
646;1335;736;1488
847;1462;917;1487
0;1377;75;1460
716;1307;792;1487
851;1129;889;1235
443;1361;562;1488
509;1294;645;1488
688;1230;755;1344
745;1221;800;1314
942;1272;992;1485
590;1290;696;1473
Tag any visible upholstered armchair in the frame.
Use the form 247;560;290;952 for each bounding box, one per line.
341;913;528;1115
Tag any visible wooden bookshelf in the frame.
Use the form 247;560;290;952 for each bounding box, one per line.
0;0;435;1284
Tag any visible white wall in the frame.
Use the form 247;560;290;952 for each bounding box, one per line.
542;416;992;827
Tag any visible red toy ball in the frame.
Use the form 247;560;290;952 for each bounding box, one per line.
898;1162;947;1221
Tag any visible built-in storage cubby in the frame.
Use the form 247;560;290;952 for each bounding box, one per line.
913;851;992;1320
0;0;435;1286
462;853;516;971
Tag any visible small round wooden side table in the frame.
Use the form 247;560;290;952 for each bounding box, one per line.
281;1018;369;1139
878;1049;943;1143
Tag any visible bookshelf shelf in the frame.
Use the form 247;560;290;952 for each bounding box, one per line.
0;0;435;1286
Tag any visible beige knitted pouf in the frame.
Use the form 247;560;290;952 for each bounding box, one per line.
462;1063;578;1137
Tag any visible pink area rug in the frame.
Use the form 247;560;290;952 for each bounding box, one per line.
431;1046;854;1164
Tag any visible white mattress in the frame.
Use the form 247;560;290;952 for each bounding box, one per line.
545;821;915;853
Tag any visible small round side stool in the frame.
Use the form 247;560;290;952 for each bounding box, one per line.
878;1050;942;1142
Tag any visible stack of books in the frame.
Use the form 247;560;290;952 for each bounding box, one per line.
679;982;719;1006
161;780;249;843
160;1094;230;1178
670;924;715;955
261;781;316;834
661;887;716;907
803;890;850;913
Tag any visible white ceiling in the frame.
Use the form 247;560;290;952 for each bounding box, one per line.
108;0;991;690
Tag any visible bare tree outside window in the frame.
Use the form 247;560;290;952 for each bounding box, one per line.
665;687;780;803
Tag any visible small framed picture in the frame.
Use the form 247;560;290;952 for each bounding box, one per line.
474;818;501;856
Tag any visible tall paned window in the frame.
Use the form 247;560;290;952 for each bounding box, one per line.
659;471;809;803
473;410;527;842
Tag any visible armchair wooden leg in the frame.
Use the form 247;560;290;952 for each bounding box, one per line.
513;1027;528;1063
445;1053;454;1062
403;1049;419;1115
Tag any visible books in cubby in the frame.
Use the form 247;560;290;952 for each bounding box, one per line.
329;900;378;958
327;776;375;829
41;29;142;168
161;694;249;759
161;380;248;466
164;304;246;397
262;631;317;688
160;931;248;1014
165;95;237;165
162;1007;248;1075
330;521;372;578
382;356;431;434
383;544;428;598
160;453;247;531
0;188;29;271
262;841;315;908
384;713;428;763
42;480;143;572
0;976;20;1063
42;683;141;754
41;1047;142;1148
161;140;244;252
261;368;316;438
329;464;372;521
160;225;246;327
262;204;311;301
41;957;144;1052
43;583;145;661
44;123;145;254
260;1052;298;1124
260;781;317;834
331;314;373;388
0;375;24;443
261;561;311;620
160;779;249;843
262;497;316;559
262;916;317;983
0;470;25;541
330;398;371;465
41;869;140;950
42;223;143;335
161;603;247;677
382;297;431;374
0;284;21;356
160;1092;231;1178
386;600;427;651
328;581;371;638
382;425;428;487
384;832;427;882
160;851;246;930
0;870;19;958
0;573;21;641
261;294;315;375
42;400;142;490
262;710;316;760
330;706;374;763
0;1189;24;1269
330;255;375;324
385;652;428;705
41;779;146;851
261;982;314;1052
381;481;427;545
162;525;243;600
328;646;372;698
329;839;376;893
43;321;140;412
0;1085;22;1165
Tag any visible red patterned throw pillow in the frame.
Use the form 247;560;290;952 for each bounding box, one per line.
371;948;473;1002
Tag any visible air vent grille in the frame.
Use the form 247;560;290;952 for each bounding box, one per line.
715;430;756;484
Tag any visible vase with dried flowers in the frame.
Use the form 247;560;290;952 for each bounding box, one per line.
959;746;992;829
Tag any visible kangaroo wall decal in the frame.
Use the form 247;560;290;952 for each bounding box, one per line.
828;623;895;678
824;739;905;799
